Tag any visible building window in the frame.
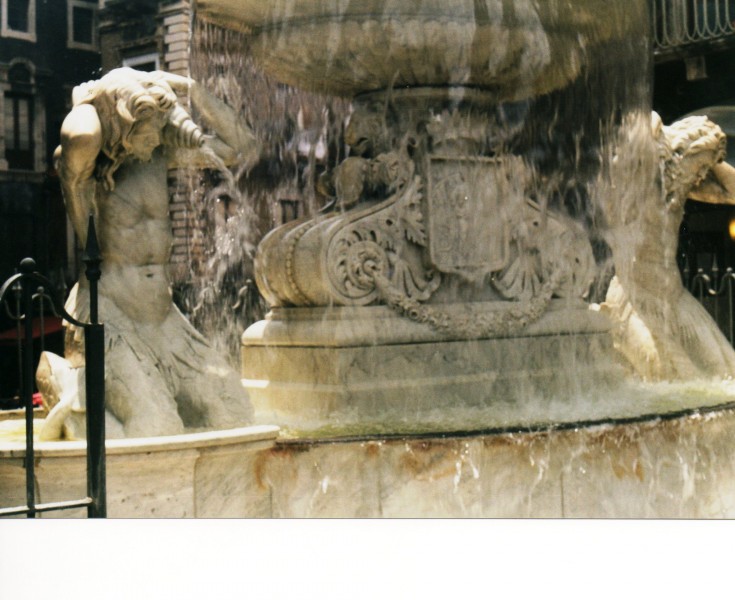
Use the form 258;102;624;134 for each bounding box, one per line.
3;63;35;170
278;198;302;224
1;0;36;42
67;0;97;50
4;92;34;170
122;53;160;72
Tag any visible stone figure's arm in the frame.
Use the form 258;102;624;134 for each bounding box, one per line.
688;162;735;205
55;104;103;246
157;72;260;169
189;81;260;166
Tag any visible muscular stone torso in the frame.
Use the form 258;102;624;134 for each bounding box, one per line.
95;149;175;324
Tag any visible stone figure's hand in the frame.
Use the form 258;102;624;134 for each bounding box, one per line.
153;71;194;97
188;81;261;168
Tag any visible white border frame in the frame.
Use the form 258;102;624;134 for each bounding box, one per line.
1;0;36;42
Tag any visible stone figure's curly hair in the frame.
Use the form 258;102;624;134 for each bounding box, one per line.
654;113;727;207
72;67;203;189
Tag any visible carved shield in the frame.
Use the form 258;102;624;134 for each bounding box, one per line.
427;156;525;278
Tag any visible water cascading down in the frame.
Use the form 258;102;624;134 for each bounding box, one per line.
194;0;735;437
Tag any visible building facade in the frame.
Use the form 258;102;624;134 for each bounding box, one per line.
0;0;100;402
0;0;100;285
98;0;189;75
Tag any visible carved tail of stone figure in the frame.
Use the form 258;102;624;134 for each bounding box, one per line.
598;113;735;381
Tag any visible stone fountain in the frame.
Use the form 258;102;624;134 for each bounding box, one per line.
194;1;628;426
197;0;657;429
4;0;735;517
198;0;735;516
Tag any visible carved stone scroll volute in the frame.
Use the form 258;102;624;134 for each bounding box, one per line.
326;175;440;306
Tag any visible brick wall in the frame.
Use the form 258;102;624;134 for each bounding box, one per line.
160;1;190;75
168;168;210;285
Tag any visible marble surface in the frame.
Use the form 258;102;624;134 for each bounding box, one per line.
0;425;279;518
253;405;735;518
242;303;629;429
196;0;642;100
45;67;258;440
3;408;735;517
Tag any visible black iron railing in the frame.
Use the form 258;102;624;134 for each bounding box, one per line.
0;216;106;518
653;0;735;52
682;255;735;345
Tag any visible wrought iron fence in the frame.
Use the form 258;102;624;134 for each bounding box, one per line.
682;255;735;345
0;216;106;518
653;0;735;51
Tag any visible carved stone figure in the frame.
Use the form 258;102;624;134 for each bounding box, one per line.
39;67;259;439
317;102;412;212
598;113;735;380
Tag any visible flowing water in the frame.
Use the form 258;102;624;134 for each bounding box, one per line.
182;2;735;439
264;378;735;439
177;20;351;361
185;1;654;305
5;3;735;519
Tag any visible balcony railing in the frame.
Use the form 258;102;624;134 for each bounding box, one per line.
653;0;735;52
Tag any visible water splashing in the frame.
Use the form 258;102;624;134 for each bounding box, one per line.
176;19;352;361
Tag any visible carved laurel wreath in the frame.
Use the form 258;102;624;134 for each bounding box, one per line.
374;270;558;339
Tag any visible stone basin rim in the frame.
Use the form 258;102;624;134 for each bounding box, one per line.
196;0;642;98
0;424;281;458
195;0;629;32
277;400;735;446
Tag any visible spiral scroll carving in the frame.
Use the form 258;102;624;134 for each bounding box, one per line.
326;175;440;306
334;239;388;304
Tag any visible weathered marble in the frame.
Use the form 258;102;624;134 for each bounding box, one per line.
257;406;735;518
242;302;628;428
597;114;735;381
4;408;735;517
40;67;260;439
221;0;656;426
0;425;279;518
196;0;641;101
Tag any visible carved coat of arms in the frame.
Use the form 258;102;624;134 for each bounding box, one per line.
427;156;527;281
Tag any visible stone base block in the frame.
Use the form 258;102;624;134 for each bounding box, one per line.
242;302;630;431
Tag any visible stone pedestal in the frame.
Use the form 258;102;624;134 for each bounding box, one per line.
213;0;649;431
242;301;629;430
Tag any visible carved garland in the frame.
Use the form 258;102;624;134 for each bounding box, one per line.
374;269;558;339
